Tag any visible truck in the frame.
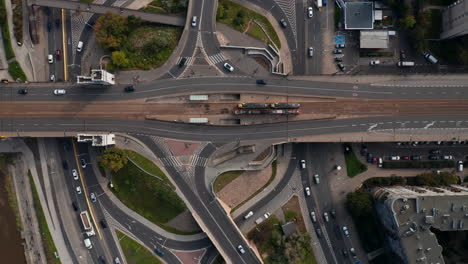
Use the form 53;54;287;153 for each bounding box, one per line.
255;212;271;224
315;0;323;8
80;211;95;237
84;238;93;249
397;61;415;67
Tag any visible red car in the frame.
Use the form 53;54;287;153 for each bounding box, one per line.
372;157;377;165
402;156;410;160
55;49;61;60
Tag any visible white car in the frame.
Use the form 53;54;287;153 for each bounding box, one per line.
237;245;245;254
80;159;87;168
76;186;82;194
310;211;317;222
300;160;306;169
323;212;329;222
244;211;253;220
370;60;380;65
48;54;53;64
390;156;400;161
307;7;313;18
443;155;453;160
90;192;96;202
191;16;197;27
304;187;311;197
342;226;350;237
313;174;320;184
50;74;55;82
223;63;234;72
72;169;79;180
308;47;314;57
53;89;66;95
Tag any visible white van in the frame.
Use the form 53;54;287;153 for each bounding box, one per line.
84;238;92;249
77;41;84;52
244;211;253;220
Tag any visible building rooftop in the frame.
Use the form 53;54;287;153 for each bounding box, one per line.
345;2;374;30
375;185;468;264
281;221;297;237
360;30;389;49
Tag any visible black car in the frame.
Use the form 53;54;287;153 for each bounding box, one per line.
47;22;52;32
315;228;322;238
411;156;421;160
124;86;135;92
62;161;68;170
330;209;336;219
100;219;108;228
366;153;373;163
428;155;440;160
18;89;28;95
72;201;78;211
98;256;106;264
256;79;266;85
337;63;345;71
178;57;187;68
334;57;343;62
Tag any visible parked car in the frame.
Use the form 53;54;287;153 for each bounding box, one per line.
402;156;410;160
244;211;254;219
341;249;349;257
280;18;287;28
76;186;82;194
411;156;422;160
370;60;380;65
400;50;406;60
48;54;54;64
350;247;357;258
313;174;320;184
304;187;311;197
191;16;197;27
337;63;345;71
334;57;343;62
315;228;322;238
310;211;317;222
372;157;377;165
342;226;350;237
390;156;400;161
366;153;373;163
335;44;345;48
458;160;464;172
80;159;86;168
72;201;78;211
333;49;343;54
330;209;336;219
323;212;329;222
442;155;453;160
308;47;314;57
72;169;79;180
429;155;440;160
378;157;383;168
223;63;234;72
50;74;55;82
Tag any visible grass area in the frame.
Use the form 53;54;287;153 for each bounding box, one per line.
123;149;172;185
12;0;23;44
0;0;16;60
5;172;22;232
246;22;269;43
8;61;27;81
142;6;166;14
79;0;93;3
111;161;190;234
213;170;243;193
344;147;367;178
28;170;61;264
334;3;341;31
248;217;315;263
217;0;281;49
141;0;187;14
232;160;277;212
425;9;442;39
116;230;162;264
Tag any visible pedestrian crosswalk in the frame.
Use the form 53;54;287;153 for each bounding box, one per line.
274;0;297;40
190;155;208;167
159;156;181;167
176;56;194;67
208;53;225;65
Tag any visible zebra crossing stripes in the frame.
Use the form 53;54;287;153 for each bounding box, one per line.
176;57;194;66
149;136;173;156
190;155;208;167
208;53;225;65
160;156;181;167
274;0;297;40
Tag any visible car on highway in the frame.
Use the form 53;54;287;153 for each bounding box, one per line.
223;63;234;72
53;89;66;95
124;86;135;92
18;89;28;95
154;248;164;257
315;228;322;238
350;247;357;258
307;7;313;18
90;192;96;202
280;18;287;28
55;49;61;60
80;159;87;168
323;212;329;222
390;156;400;161
304;187;311;197
310;211;317;222
237;245;245;254
301;160;306;169
333;49;343;54
244;211;254;219
337;63;345;71
76;186;82;194
313;174;319;184
191;16;197;27
48;54;53;64
72;169;79;180
342;226;350;237
335;44;345;48
370;60;380;65
308;47;314;57
429;155;440;160
256;79;267;85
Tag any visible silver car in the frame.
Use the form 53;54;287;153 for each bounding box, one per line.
308;47;314;57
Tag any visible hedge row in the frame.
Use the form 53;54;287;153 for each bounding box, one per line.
382;160;455;169
8;61;26;81
363;172;459;188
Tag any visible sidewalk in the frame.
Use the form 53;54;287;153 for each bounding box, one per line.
88;136;207;242
0;139;72;263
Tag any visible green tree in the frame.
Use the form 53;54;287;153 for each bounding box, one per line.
346;190;373;219
99;148;128;172
400;15;416;30
0;4;6;22
94;12;129;50
217;4;225;20
111;51;129;69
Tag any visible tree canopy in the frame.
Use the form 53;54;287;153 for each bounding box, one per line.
94;12;129;50
99;148;128;172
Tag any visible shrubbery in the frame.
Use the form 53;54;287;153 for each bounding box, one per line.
363;172;459;188
382;160;455;169
8;61;26;81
